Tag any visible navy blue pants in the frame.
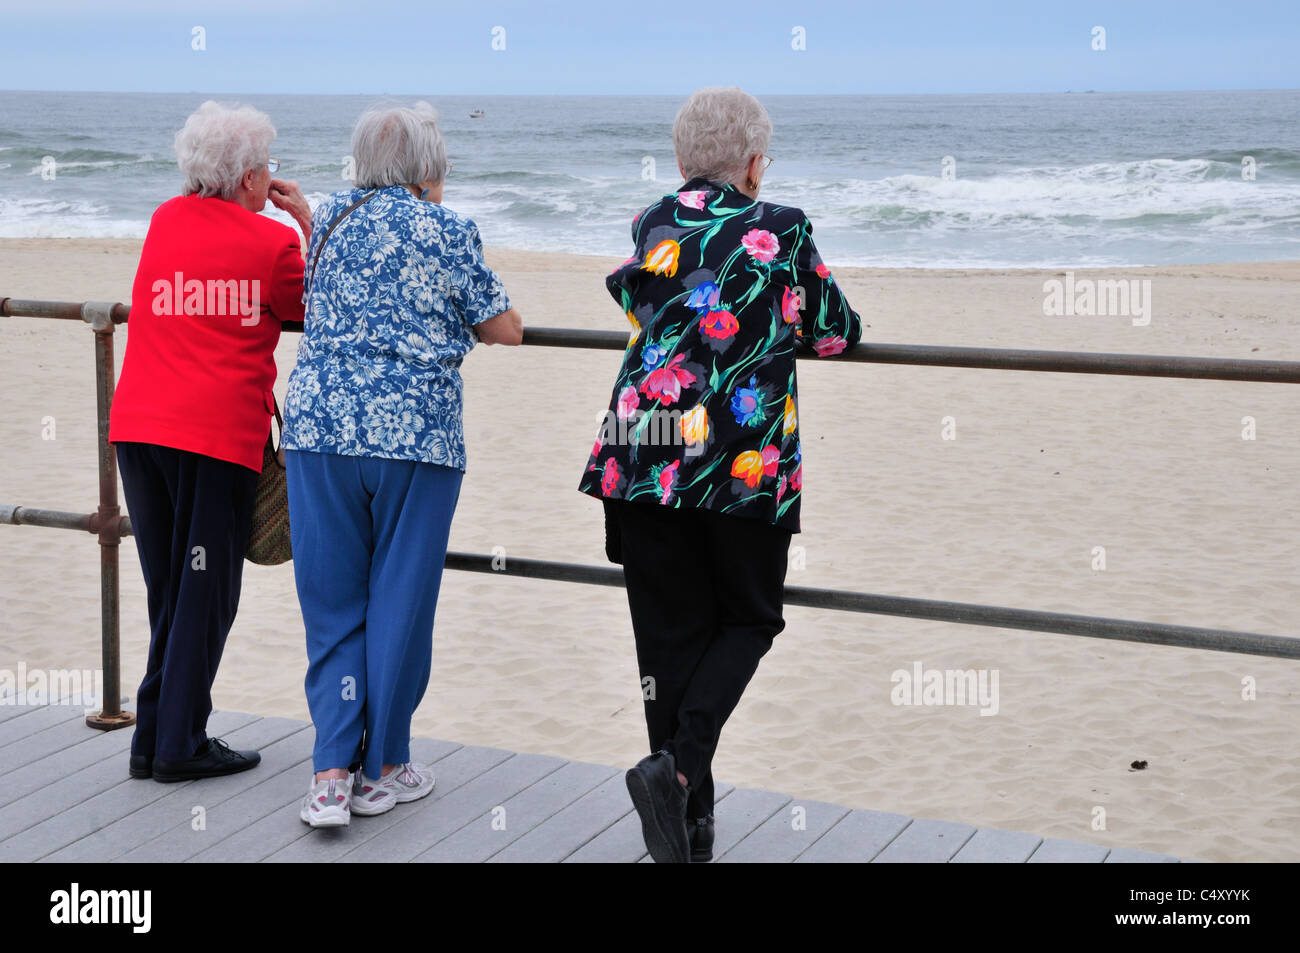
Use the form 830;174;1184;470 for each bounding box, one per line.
611;500;791;820
116;442;257;762
286;450;463;780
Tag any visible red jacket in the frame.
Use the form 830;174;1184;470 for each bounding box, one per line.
109;194;305;472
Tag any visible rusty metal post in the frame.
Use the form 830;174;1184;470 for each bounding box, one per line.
83;302;134;730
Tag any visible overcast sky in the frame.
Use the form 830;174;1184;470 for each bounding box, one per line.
1;0;1297;95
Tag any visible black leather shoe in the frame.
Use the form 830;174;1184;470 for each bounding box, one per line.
625;749;690;863
152;738;261;783
687;814;714;862
128;754;152;779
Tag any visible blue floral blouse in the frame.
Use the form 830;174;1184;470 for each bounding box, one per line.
281;185;511;471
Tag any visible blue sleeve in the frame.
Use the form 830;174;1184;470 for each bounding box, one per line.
454;221;511;326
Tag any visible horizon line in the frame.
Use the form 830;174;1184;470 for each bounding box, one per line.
3;87;1299;98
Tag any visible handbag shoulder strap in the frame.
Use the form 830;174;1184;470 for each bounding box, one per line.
306;189;378;295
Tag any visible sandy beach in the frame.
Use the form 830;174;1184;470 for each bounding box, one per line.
1;237;1297;862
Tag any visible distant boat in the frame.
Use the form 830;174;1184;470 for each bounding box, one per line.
469;109;485;119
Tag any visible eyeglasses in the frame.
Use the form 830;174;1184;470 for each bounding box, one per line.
758;155;773;172
447;161;454;175
267;157;281;173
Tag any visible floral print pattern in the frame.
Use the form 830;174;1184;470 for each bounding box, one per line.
282;185;510;470
578;176;862;532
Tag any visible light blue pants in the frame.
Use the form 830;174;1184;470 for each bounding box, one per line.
286;450;463;779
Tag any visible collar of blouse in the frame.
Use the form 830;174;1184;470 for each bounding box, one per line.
680;175;754;206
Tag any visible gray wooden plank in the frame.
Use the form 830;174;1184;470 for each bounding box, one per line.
0;702;36;723
0;710;259;861
794;808;912;863
0;708;132;774
685;787;790;862
487;773;636;863
1104;847;1180;863
872;818;976;863
0;718;136;809
718;797;850;863
1027;837;1111;863
0;709;256;841
572;813;653;864
38;718;311;862
115;737;318;863
0;702;61;724
565;781;736;863
249;740;498;864
339;752;567;863
413;760;617;862
0;702;1185;864
950;827;1044;863
0;703;86;747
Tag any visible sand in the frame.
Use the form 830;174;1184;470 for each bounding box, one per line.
1;237;1297;861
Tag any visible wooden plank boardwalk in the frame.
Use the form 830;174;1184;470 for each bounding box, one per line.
0;702;1185;863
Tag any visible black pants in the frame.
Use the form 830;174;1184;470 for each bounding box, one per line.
613;500;791;819
116;442;256;762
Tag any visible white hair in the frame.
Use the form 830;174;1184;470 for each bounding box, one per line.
351;101;448;189
174;101;276;200
672;86;772;185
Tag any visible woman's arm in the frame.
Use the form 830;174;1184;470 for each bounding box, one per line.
454;220;520;345
474;306;523;346
789;217;862;356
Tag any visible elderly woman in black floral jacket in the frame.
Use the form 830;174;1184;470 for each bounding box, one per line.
578;86;862;862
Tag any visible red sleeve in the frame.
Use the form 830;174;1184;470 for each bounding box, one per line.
268;233;306;324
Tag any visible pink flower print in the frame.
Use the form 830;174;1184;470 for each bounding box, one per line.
616;385;639;420
600;458;620;496
639;354;696;406
813;335;848;357
741;228;779;263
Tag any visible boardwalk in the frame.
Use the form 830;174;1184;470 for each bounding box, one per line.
0;702;1185;863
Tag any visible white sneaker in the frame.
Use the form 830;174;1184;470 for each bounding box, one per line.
300;773;352;828
352;762;435;816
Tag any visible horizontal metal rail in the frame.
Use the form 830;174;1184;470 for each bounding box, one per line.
7;504;1296;661
5;296;1298;384
2;290;1296;735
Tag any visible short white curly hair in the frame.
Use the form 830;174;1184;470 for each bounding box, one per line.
174;101;276;200
673;86;772;185
351;101;448;189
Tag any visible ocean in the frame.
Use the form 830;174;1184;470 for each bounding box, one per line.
1;89;1298;268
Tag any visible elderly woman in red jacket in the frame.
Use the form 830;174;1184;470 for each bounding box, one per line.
108;101;312;783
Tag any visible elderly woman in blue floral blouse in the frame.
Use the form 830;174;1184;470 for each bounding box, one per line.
283;101;522;828
579;86;862;861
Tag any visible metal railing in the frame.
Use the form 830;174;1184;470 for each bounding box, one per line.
3;294;1298;732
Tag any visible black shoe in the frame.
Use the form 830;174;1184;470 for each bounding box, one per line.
128;754;152;779
152;738;261;783
625;750;690;864
687;814;714;863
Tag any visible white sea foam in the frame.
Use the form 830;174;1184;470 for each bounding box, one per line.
3;91;1298;266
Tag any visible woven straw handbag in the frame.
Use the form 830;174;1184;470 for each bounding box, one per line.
246;399;292;565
